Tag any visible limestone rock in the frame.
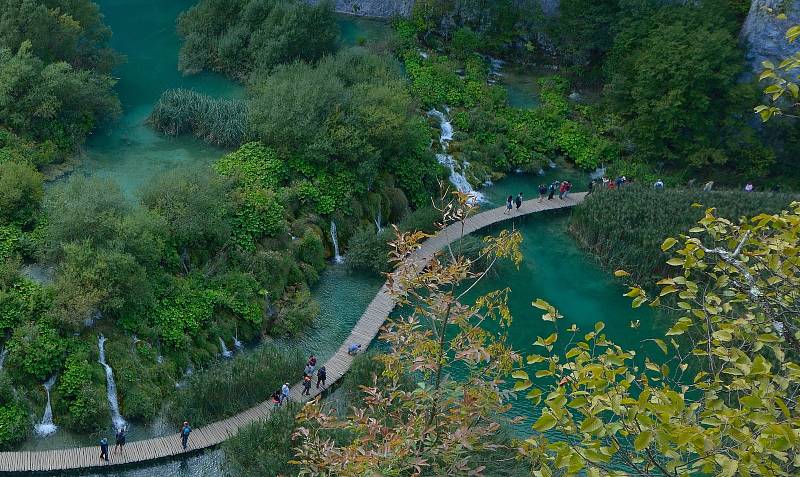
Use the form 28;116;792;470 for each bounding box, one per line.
741;0;800;71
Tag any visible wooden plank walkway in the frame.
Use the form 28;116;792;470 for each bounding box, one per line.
0;193;585;474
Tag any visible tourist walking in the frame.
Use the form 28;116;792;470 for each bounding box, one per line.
587;180;595;195
307;355;317;367
558;181;567;200
515;193;523;212
302;374;312;396
271;390;281;407
317;366;327;389
348;343;362;355
654;179;665;189
180;422;191;450
99;438;109;462
113;426;126;454
564;181;572;199
547;182;557;200
304;363;314;377
505;195;513;215
281;382;290;403
538;184;547;202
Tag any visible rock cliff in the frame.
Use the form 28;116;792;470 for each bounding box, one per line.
308;0;413;17
741;0;800;71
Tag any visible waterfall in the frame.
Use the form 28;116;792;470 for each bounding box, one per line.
427;109;483;203
486;56;504;84
233;336;243;350
98;336;127;432
219;337;232;358
35;375;58;437
374;210;383;234
0;347;7;370
330;221;344;264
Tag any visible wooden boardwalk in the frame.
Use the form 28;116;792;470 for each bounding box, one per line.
0;193;585;474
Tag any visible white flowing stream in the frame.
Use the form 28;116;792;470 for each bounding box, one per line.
427;109;483;203
98;336;127;431
34;375;58;437
330;221;344;263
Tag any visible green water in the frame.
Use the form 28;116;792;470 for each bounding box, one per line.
338;15;392;47
502;68;542;109
70;0;243;196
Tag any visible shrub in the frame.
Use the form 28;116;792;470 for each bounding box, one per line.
223;404;302;477
4;322;65;383
269;286;320;336
168;343;304;427
148;89;248;147
345;227;392;275
0;160;43;226
0;372;28;449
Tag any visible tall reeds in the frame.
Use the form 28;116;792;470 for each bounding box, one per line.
570;185;798;282
148;89;249;147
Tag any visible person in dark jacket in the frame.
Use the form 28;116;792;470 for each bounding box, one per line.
317;366;327;389
180;422;191;450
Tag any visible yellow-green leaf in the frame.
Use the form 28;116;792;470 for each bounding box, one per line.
532;412;557;432
661;237;678;251
634;430;653;451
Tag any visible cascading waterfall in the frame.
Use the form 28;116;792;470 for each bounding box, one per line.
427;109;484;203
0;347;7;369
98;336;127;431
34;375;58;437
219;337;232;358
330;221;344;263
233;336;243;350
486;56;504;84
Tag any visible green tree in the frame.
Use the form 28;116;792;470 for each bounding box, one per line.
0;160;43;226
514;202;800;476
4;322;65;383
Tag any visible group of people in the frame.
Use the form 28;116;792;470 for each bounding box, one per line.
535;180;574;202
98;426;128;462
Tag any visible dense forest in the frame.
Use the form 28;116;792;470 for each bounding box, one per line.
0;1;798;469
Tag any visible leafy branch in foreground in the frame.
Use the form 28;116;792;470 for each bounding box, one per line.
756;23;800;121
291;190;525;477
515;202;800;476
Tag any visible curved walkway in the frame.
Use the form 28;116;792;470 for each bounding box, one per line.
0;193;586;474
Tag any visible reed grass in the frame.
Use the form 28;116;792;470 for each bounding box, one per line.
167;343;303;427
570;185;798;282
147;89;249;147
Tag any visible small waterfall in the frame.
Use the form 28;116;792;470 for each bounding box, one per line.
374;210;383;234
34;375;58;437
98;336;127;432
233;336;243;350
427;109;483;203
219;337;232;358
486;56;504;84
0;347;7;370
590;166;607;180
330;221;344;264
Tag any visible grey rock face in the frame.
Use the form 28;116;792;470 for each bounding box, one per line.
308;0;413;17
741;0;800;71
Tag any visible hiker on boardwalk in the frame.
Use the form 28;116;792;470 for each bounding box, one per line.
304;363;314;377
317;366;327;389
302;374;312;396
587;180;595;195
547;181;557;200
558;181;568;200
307;355;317;367
348;343;362;355
180;422;191;450
504;195;513;215
271;390;281;407
564;181;572;199
99;438;109;462
281;382;290;403
538;184;547;202
515;193;523;212
113;426;126;454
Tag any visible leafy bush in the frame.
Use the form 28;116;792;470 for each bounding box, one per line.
0;160;43;226
570;185;799;281
345;227;392;275
168;344;303;427
4;322;65;383
215;142;287;190
148;89;248;147
269;286;320;336
55;348;106;432
0;372;28;449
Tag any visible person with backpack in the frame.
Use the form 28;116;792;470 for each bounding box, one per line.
180;422;191;450
113;426;126;455
538;184;547;202
504;195;513;215
281;382;290;403
515;193;523;212
547;182;557;200
271;390;281;407
317;366;327;389
99;438;109;462
302;374;312;396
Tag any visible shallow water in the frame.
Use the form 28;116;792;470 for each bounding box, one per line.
68;0;243;196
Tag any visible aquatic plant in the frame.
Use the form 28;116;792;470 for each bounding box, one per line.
168;343;303;427
570;185;798;282
147;89;249;147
